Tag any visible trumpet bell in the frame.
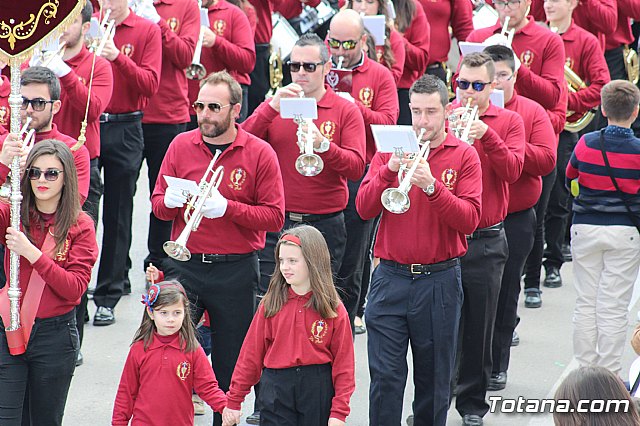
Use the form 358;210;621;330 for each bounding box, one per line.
381;188;410;214
186;63;206;80
295;153;324;176
163;241;191;261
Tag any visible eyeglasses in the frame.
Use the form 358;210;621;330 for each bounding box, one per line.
495;72;514;82
456;79;492;91
192;101;232;113
27;167;63;181
494;0;522;9
21;97;55;112
352;0;377;4
287;61;326;73
327;38;359;50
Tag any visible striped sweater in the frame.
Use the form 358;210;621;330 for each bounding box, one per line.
566;125;640;226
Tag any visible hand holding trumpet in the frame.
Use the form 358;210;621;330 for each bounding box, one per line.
296;119;324;151
268;83;304;112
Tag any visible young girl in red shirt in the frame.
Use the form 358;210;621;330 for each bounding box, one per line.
112;281;227;425
223;225;355;426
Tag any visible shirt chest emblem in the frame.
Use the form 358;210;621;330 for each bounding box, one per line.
359;87;374;108
519;50;535;68
213;19;226;36
121;44;134;58
309;319;328;344
319;120;336;142
167;17;180;32
228;167;247;191
441;168;458;191
176;360;191;381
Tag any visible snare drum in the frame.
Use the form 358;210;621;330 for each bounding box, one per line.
473;3;499;30
271;13;299;61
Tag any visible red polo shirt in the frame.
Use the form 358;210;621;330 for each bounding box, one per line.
242;87;366;213
357;133;482;264
247;0;272;44
467;17;565;114
151;126;285;254
227;289;355;422
0;76;11;135
54;46;113;160
605;0;640;50
504;93;556;213
398;1;430;90
274;0;322;19
105;10;162;113
187;0;256;111
143;0;200;124
383;29;406;85
419;0;473;64
561;21;610;123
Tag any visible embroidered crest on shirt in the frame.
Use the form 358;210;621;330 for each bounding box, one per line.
121;44;134;58
441;168;458;191
213;20;226;36
520;50;534;68
176;361;191;381
309;319;328;344
319;121;336;142
167;17;180;32
359;87;373;108
77;75;87;86
326;71;339;89
228;167;247;191
54;238;70;262
0;106;7;125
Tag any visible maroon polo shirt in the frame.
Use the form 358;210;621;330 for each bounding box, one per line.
398;0;430;90
605;0;640;51
247;0;273;44
375;29;406;85
419;0;473;64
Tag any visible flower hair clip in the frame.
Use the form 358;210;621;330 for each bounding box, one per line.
141;284;161;312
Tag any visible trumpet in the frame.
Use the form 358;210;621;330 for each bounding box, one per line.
450;99;479;144
164;150;225;261
186;28;207;80
31;41;67;68
89;9;116;56
381;128;428;214
501;16;515;47
294;92;324;177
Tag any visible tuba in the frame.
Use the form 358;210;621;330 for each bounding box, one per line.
381;129;428;214
564;65;595;132
624;44;640;85
163;150;224;261
186;28;207;80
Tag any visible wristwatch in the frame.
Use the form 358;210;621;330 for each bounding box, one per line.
314;138;330;153
423;182;436;196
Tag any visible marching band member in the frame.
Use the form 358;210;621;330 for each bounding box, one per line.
326;9;399;323
135;0;200;278
0;140;98;425
392;0;430;125
604;0;640;81
483;45;556;391
93;0;161;326
187;0;256;125
348;0;406;85
242;33;365;297
247;0;273;115
151;70;284;426
356;74;482;426
453;52;525;426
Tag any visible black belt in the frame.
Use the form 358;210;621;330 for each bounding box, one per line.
189;251;256;264
380;257;459;274
100;111;143;123
466;222;504;240
427;62;445;70
286;211;341;223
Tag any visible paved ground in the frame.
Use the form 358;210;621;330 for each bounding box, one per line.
63;165;640;426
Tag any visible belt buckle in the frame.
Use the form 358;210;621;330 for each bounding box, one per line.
289;212;304;222
102;113;109;123
410;264;422;274
201;254;212;264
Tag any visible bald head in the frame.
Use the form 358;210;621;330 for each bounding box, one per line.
330;9;365;36
328;9;367;69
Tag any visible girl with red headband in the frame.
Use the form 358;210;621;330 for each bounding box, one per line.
223;225;355;426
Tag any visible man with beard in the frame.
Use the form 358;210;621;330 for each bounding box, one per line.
151;71;284;426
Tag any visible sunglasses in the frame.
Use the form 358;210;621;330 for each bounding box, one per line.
21;97;55;112
327;38;358;50
456;79;491;91
27;167;63;181
287;61;325;73
192;101;232;113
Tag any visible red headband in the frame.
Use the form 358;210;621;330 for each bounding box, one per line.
280;234;302;247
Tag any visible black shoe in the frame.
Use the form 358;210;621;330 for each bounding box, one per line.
406;414;414;426
93;306;115;326
562;243;572;262
511;330;520;346
75;351;83;367
524;289;542;308
543;266;562;288
246;411;260;425
487;371;507;391
462;414;483;426
83;310;90;323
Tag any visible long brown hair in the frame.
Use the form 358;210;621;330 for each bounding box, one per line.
133;281;200;352
348;0;396;67
21;140;80;254
553;366;640;426
262;225;341;319
392;0;416;34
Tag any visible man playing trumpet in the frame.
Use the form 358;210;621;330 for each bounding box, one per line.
356;75;482;426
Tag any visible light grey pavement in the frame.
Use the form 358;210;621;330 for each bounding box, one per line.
63;164;640;426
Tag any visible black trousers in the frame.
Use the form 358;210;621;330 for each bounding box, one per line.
335;171;374;325
456;230;508;418
94;118;144;309
356;215;380;318
397;88;411;125
523;168;556;291
248;44;270;116
492;209;536;374
258;212;347;294
544;131;578;270
142;123;187;272
259;364;334;426
163;254;257;426
0;310;78;426
425;63;447;83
